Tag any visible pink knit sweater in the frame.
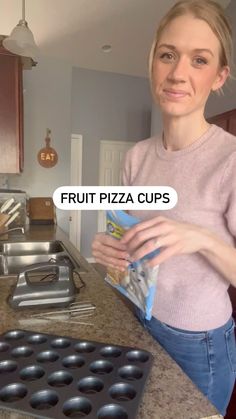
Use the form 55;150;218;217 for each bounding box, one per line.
123;124;236;331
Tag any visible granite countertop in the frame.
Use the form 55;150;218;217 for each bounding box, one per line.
0;226;223;419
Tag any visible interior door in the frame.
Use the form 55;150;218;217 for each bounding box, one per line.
97;140;134;232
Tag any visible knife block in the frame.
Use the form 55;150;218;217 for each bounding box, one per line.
0;213;9;239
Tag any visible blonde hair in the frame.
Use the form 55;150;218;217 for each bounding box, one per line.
149;0;233;94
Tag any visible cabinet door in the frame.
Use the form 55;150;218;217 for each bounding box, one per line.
0;49;23;173
228;286;236;318
228;116;236;136
207;108;236;136
208;110;236;306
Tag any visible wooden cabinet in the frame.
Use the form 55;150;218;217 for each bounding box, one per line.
208;109;236;317
208;109;236;321
0;46;24;173
207;108;236;135
209;108;236;418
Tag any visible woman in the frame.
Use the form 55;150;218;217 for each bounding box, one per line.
92;0;236;415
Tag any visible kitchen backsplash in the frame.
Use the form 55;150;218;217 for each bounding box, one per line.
0;175;8;189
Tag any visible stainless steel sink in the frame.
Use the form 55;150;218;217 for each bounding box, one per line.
0;241;64;256
0;240;76;275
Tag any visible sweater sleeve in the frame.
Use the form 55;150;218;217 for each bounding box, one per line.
220;152;236;240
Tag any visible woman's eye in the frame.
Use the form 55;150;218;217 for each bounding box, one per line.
193;57;208;66
159;52;175;62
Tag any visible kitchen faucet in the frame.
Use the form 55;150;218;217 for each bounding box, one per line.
0;227;25;238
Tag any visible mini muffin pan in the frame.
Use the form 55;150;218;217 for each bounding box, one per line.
0;329;153;418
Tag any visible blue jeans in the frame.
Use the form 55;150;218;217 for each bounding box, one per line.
136;309;236;416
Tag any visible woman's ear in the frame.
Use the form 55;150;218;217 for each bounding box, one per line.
211;66;230;92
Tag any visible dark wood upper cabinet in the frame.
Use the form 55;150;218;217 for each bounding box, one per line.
208;108;236;314
0;46;24;173
207;108;236;135
208;109;236;418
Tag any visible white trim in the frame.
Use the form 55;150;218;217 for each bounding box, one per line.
98;140;134;232
69;134;83;250
71;134;83;186
87;257;96;263
99;140;135;146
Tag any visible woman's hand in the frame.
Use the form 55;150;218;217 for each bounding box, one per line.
120;216;209;267
92;232;129;271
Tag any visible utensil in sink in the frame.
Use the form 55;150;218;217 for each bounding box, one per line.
0;197;14;213
4;210;20;227
7;202;21;215
9;260;77;309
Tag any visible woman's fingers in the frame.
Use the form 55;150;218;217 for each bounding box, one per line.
92;241;128;259
93;232;127;250
91;232;129;270
93;250;129;271
92;240;129;259
121;219;173;255
121;216;168;244
92;245;128;262
128;233;178;261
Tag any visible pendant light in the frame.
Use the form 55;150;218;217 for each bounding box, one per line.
3;0;38;61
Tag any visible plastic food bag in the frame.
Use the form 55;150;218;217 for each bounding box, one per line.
105;210;160;320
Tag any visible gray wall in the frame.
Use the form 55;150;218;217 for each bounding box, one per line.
8;56;72;233
151;0;236;135
71;68;152;257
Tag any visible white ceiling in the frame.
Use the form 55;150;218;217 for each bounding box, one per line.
0;0;232;77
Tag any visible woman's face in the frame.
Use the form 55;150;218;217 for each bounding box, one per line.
152;14;229;118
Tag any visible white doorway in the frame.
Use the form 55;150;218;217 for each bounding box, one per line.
97;140;134;232
69;134;83;249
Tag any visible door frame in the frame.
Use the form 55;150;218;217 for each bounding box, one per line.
69;134;83;250
97;140;134;232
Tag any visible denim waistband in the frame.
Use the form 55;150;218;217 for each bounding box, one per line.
135;306;234;334
161;316;234;335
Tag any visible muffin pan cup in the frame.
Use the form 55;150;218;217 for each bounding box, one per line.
0;329;153;418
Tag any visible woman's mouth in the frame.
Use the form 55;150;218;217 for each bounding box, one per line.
163;89;189;99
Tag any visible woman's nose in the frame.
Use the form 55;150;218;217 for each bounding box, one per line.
167;57;188;83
